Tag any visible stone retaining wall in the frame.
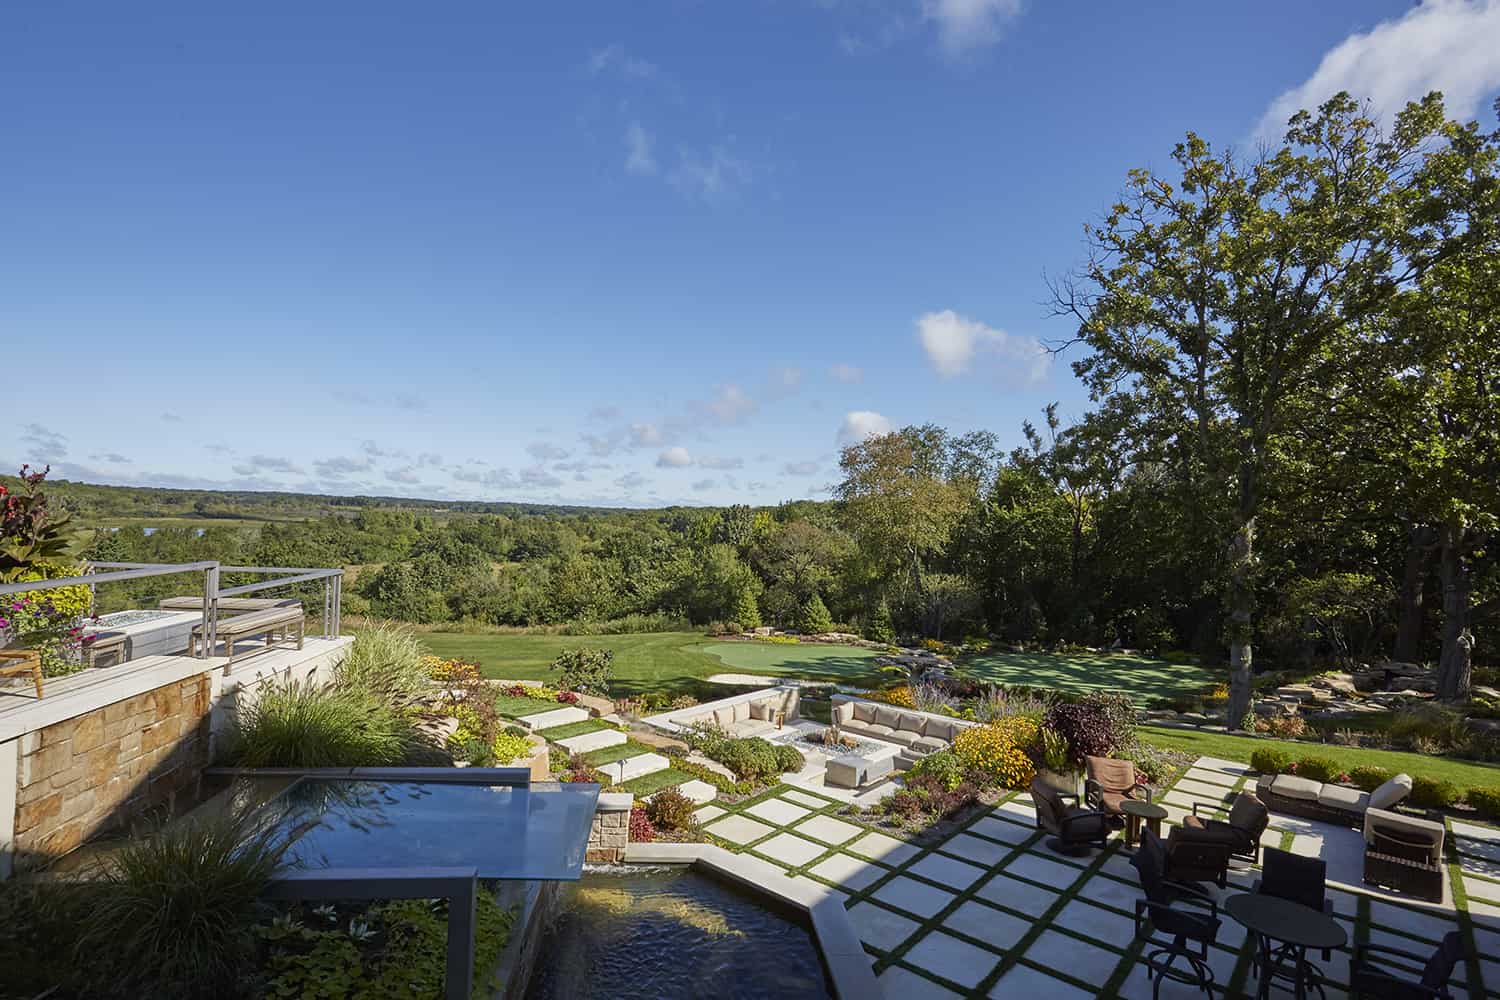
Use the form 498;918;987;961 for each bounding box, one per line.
586;791;633;862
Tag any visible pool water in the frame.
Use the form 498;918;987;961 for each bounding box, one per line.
524;867;832;1000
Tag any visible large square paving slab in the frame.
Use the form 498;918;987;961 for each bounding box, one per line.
796;814;864;845
976;873;1059;917
848;830;921;866
986;962;1094;998
1018;929;1124;985
877;964;963;998
873;875;957;918
1052;898;1137;942
1367;900;1460;942
745;797;812;826
845;900;921;952
1171;776;1236;801
1003;850;1088;888
781;788;833;809
939;831;1013;867
902;930;1002;990
1183;767;1239;788
809;852;886;890
942;899;1031;950
970;815;1034;845
909;852;988;890
994;799;1038;824
705;814;775;845
1075;872;1144;912
755;832;825;867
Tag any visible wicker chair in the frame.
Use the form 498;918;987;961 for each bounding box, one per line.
1132;828;1222;998
1085;755;1151;826
1350;931;1465;999
1032;776;1109;855
1182;791;1270;865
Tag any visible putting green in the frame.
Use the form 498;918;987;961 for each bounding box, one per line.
698;641;883;682
955;649;1215;700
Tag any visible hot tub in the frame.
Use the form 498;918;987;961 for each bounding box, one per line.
87;609;201;664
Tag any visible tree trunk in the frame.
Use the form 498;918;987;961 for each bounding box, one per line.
1436;519;1473;700
1225;514;1257;729
1394;523;1433;663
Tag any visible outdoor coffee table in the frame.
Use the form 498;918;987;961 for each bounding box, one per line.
1120;799;1168;847
1226;892;1347;1000
824;743;900;789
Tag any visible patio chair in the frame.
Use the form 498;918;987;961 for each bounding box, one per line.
1085;755;1151;826
1161;823;1234;888
1031;776;1109;856
1182;791;1269;865
0;649;44;699
1350;930;1465;1000
1254;847;1335;961
1131;828;1222;998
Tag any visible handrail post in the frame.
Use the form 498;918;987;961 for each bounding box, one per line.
201;563;220;661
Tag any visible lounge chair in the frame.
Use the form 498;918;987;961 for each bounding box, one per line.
1350;930;1465;999
1085;755;1151;825
1182;791;1270;865
1363;808;1446;903
1032;776;1109;855
1162;823;1235;888
0;649;44;698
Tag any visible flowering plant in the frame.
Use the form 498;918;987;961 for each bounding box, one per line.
953;718;1037;790
1;466;90;584
555;690;579;704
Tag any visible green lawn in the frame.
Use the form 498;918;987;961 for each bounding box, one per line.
581;741;655;767
493;694;558;718
1140;725;1500;790
535;718;616;741
617;767;694;796
956;649;1215;701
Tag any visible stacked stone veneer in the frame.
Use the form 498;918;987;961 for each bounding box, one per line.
12;674;211;864
586;792;633;863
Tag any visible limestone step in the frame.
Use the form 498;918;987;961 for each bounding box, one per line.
670;779;718;805
555;728;627;755
517;706;589;731
596;752;669;784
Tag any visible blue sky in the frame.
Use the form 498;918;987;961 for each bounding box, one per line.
6;1;1499;507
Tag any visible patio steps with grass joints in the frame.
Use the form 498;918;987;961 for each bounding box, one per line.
538;717;624;755
510;704;590;730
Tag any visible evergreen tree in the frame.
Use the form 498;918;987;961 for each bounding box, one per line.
799;593;833;634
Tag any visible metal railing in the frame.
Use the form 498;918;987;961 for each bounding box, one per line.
0;561;344;660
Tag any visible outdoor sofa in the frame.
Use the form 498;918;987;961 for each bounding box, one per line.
1363;807;1447;903
1255;771;1411;826
673;687;801;739
831;696;974;765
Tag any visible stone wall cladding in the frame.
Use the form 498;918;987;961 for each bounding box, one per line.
585;800;631;863
12;675;210;866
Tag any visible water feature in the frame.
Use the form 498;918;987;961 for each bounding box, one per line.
524;866;832;999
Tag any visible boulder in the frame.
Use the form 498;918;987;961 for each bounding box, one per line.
1312;673;1359;697
1276;684;1319;702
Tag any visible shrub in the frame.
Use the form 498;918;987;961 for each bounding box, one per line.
1294;756;1341;784
75;814;282;997
799;594;834;634
1347;765;1392;791
1389;705;1469;752
1035;726;1072;774
628;806;656;842
645;788;697;831
1120;743;1178;785
1257;714;1308;739
1043;701;1116;764
491;729;534;765
920;637;949;654
1467;787;1500;821
867;600;894;643
1410;776;1460;810
907;750;965;791
774;744;805;773
876;685;916;708
1249;747;1292;775
337;621;429;706
752;633;800;644
717;738;781;780
550;646;614;695
423;655;480;686
953;720;1036;789
556;690;579;704
731;586;762;630
911;679;956;715
229;681;420;767
973;686;1054;725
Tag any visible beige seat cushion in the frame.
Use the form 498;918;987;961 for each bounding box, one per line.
874;705;902;730
1271;774;1323;801
833;703;853;725
1369;774;1413;811
1317;784;1369;813
732;702;751;722
730;719;776;739
926;719;955;743
911;736;947;754
852;701;878;724
884;729;920;747
862;723;895;737
713;707;734;728
1364;806;1445;858
897;714;926;735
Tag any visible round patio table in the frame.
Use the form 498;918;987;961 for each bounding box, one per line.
1225;893;1347;1000
1119;799;1167;847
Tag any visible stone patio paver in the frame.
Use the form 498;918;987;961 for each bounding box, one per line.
810;852;885;890
986;962;1094;998
1074;871;1141;912
877;964;963;998
995;799;1037;824
1019;929;1125;987
1183;767;1238;788
848;830;921;866
1171;776;1235;801
1194;755;1250;775
872;875;957;918
692;804;726;823
969;814;1034;845
845;900;922;951
796;814;864;845
939;831;1013;867
909;852;988;890
781;788;832;809
744;797;811;826
942;899;1030;950
1003;850;1089;888
901;930;1002;990
975;873;1059;916
1053;897;1137;943
755;832;825;867
704;814;775;845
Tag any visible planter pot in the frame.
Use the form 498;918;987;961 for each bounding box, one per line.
1035;768;1081;799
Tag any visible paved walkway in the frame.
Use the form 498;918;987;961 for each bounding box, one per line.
694;755;1500;998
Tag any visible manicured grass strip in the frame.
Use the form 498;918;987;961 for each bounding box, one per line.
581;740;654;767
1140;725;1500;789
536;718;615;741
618;767;693;797
493;694;561;718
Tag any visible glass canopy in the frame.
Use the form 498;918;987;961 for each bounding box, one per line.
255;778;600;881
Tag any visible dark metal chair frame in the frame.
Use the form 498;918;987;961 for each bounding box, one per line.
1349;931;1466;1000
1132;828;1222;999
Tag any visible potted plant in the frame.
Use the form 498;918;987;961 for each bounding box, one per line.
1032;725;1080;798
1;467;93;686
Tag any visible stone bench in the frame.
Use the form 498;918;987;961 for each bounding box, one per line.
825;752;895;789
188;605;305;665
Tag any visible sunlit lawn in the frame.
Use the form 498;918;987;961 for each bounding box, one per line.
956;649;1216;701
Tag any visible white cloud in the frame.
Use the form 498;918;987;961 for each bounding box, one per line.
1254;0;1500;142
521;466;563;488
837;410;893;445
20;423;68;458
587;44;658;79
701;383;757;424
629;422;663;446
656;446;693;468
783;460;820;476
385;467;420;484
615;471;647;490
916;309;1049;383
669;145;754;199
691;477;717;491
829;363;863;384
527;441;571;461
698;455;744;470
314;455;373;479
923;0;1024;55
625;122;657;175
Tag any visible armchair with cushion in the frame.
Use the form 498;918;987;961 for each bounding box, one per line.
1161;824;1234;888
1131;828;1223;997
1085;755;1151;825
1350;930;1465;1000
1181;791;1270;865
1031;776;1109;855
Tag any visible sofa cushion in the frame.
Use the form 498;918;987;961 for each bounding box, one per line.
897;714;926;735
852;701;877;724
749;700;769;721
911;736;947;754
1317;784;1369;814
861;723;895;737
874;705;902;730
1271;774;1323;801
925;719;955;742
1364;806;1445;859
833;703;853;725
730;719;776;739
732;701;751;722
1369;774;1413;811
884;729;920;747
713;707;734;729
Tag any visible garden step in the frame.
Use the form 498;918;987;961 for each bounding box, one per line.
670;779;717;805
597;752;670;784
516;706;590;731
554;728;627;755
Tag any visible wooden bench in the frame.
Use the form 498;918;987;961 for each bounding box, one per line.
159;597;300;612
0;649;44;699
188;605;305;665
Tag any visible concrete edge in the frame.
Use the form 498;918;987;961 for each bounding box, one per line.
615;842;882;1000
597;791;634;812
